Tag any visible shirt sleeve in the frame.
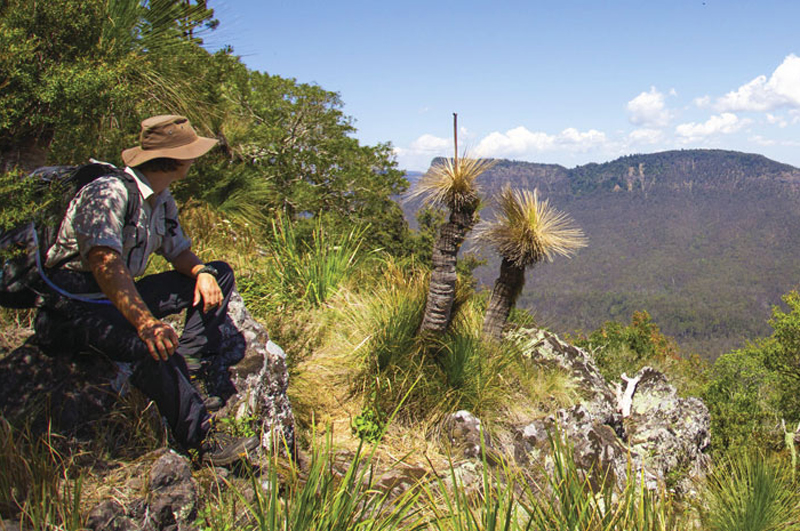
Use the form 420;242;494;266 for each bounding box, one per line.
157;191;192;262
72;176;128;260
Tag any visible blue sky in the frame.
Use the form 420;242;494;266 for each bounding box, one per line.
209;0;800;171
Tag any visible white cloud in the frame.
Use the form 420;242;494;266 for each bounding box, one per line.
473;126;607;159
717;54;800;112
409;134;449;151
628;128;664;145
675;113;750;140
627;86;671;127
393;134;452;170
749;135;800;148
693;95;711;108
750;135;776;146
766;113;788;128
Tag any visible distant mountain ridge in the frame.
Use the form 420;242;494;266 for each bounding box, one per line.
405;150;800;359
429;149;800;197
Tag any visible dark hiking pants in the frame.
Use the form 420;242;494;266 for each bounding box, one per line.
35;261;235;449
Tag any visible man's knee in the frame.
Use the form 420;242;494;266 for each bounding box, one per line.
208;261;234;293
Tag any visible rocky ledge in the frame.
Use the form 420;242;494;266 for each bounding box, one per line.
445;327;710;494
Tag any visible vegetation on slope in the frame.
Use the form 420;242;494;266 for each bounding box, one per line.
5;1;800;529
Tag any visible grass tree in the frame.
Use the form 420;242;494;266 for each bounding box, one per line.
410;155;496;335
476;186;587;340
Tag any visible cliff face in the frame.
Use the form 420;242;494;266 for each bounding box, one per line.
406;150;800;359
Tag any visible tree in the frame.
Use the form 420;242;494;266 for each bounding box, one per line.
0;0;219;170
702;290;800;454
174;68;410;253
409;155;495;334
475;186;586;339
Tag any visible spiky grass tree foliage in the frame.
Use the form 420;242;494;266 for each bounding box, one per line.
476;186;586;340
409;156;496;335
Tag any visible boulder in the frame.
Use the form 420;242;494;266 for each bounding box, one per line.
623;366;711;492
442;410;491;459
514;404;631;491
508;328;618;424
218;290;295;453
504;328;709;493
86;450;199;531
144;450;199;531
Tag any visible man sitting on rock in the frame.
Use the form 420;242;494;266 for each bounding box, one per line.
34;115;257;466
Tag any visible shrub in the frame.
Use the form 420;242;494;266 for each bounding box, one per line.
703;345;782;455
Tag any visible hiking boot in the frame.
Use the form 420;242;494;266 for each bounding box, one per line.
199;430;259;467
187;360;225;411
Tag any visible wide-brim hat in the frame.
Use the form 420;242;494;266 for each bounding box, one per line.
122;114;218;167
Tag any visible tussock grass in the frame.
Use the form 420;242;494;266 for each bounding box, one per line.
0;419;84;530
198;428;426;531
323;258;572;443
423;429;679;531
265;216;368;308
698;451;800;531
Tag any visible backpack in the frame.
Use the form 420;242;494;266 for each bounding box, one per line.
0;162;142;308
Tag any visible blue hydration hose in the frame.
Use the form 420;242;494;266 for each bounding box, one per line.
33;228;112;305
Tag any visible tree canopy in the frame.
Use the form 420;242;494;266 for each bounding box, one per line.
0;0;411;253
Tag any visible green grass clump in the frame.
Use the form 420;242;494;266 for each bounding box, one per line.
0;419;84;531
198;432;424;531
698;451;800;531
266;216;368;308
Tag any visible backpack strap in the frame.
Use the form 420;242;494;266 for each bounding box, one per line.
35;165;143;305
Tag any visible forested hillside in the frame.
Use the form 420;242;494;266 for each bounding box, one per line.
8;3;800;530
406;150;800;358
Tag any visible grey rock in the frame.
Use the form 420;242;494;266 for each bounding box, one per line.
442;410;490;459
86;500;138;531
143;450;198;531
514;404;630;491
219;290;295;453
624;367;711;492
505;328;709;493
508;328;619;424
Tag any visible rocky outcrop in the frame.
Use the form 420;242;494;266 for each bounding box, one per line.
85;450;199;531
217;291;295;452
442;410;491;459
502;328;709;493
623;367;710;491
0;289;294;453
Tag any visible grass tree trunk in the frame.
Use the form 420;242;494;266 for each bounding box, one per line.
418;207;475;334
483;257;526;340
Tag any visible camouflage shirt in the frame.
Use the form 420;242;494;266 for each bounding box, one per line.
45;167;191;277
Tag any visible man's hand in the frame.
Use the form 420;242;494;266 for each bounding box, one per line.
88;246;175;362
194;272;222;313
138;319;179;361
